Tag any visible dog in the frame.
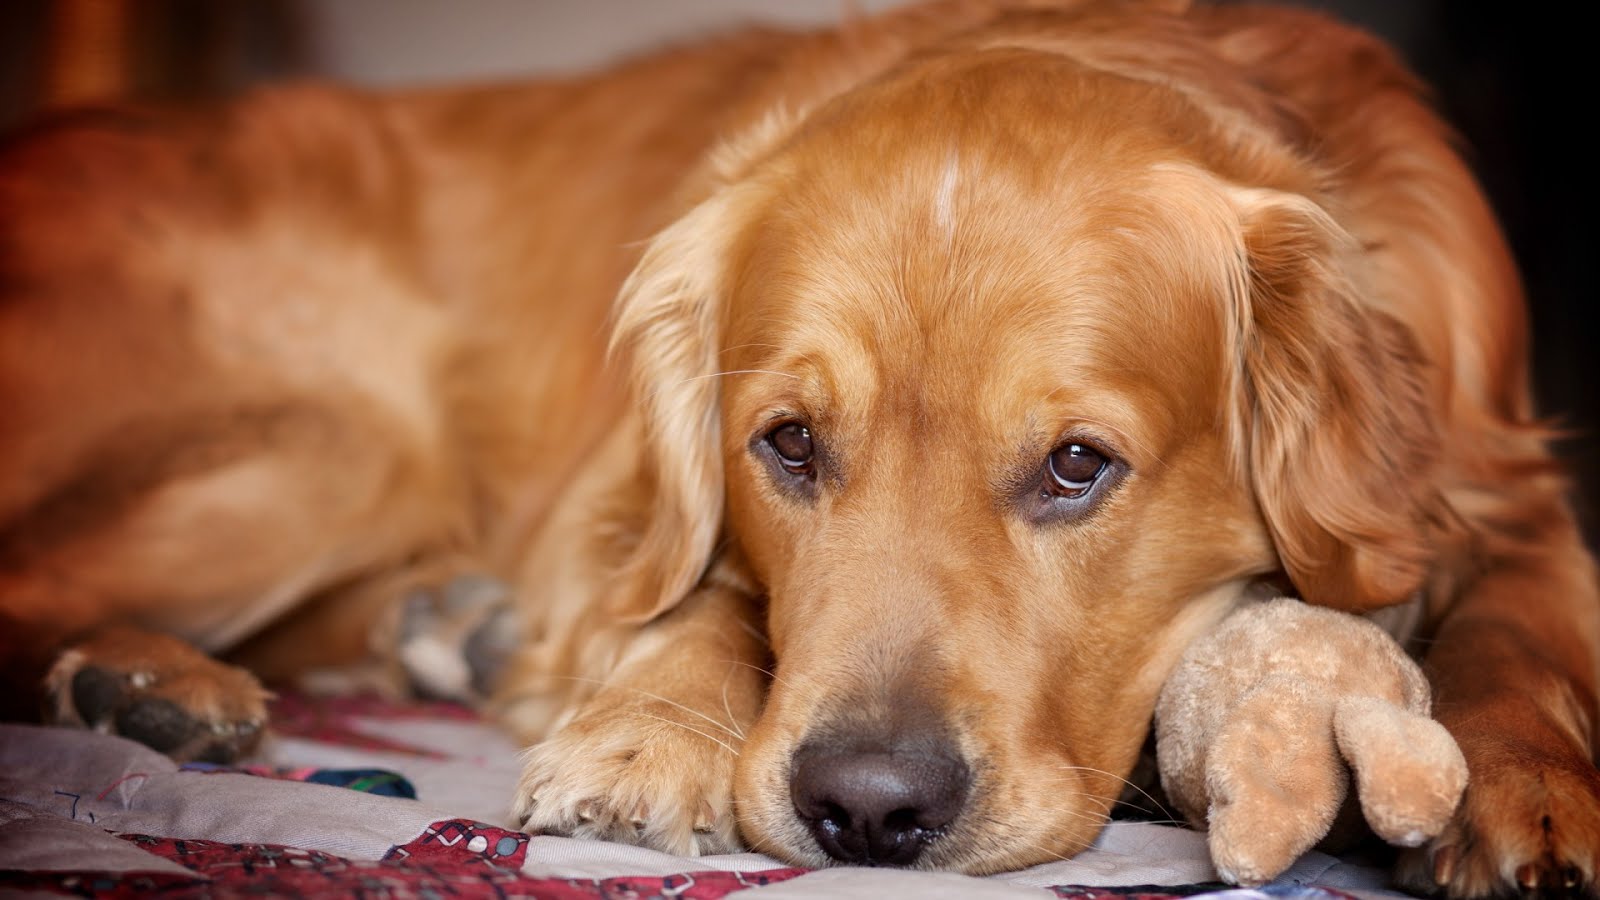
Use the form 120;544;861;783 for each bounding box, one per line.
1;1;1595;896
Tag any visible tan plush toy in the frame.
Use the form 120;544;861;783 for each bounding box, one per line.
1155;597;1468;887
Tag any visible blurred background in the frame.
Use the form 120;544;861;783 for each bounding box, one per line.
1;0;1593;540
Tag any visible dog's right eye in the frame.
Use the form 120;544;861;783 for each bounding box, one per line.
1023;436;1124;525
767;422;815;476
1046;443;1107;498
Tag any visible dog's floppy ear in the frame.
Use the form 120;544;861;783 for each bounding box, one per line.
1228;186;1446;612
601;185;760;623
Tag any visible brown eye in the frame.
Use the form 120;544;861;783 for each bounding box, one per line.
769;422;814;475
1046;443;1107;497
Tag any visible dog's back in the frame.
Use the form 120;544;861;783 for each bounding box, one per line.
0;29;778;670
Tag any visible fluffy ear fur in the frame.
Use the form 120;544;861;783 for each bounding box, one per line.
1228;186;1446;612
600;184;762;623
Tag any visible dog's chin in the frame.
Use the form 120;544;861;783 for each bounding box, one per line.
921;780;1113;876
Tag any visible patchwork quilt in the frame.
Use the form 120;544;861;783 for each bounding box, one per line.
1;693;1409;899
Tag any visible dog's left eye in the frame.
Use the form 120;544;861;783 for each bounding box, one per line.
768;422;815;476
1046;442;1107;498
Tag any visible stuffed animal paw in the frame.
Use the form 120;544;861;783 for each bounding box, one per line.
1155;597;1467;887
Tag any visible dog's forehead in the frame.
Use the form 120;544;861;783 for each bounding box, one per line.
724;69;1236;448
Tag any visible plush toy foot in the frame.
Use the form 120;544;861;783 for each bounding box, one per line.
1157;597;1467;887
1202;676;1345;886
1333;694;1465;848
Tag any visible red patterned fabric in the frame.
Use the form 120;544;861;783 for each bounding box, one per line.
264;691;478;758
1;818;811;898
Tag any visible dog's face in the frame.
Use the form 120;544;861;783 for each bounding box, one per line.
717;51;1276;872
609;34;1440;875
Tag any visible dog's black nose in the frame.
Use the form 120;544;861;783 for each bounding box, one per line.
791;743;969;866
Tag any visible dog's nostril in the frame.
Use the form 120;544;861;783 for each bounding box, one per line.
791;743;969;867
882;806;920;833
820;802;851;832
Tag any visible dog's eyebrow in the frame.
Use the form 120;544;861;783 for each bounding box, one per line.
718;342;786;356
682;369;801;382
1058;417;1152;462
1029;382;1165;466
653;369;801;401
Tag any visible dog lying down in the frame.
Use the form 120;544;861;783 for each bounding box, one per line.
1;1;1596;898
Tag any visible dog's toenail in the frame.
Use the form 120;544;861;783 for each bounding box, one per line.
576;800;600;822
1561;866;1582;889
129;671;154;689
629;801;649;828
1432;845;1457;885
1515;863;1540;890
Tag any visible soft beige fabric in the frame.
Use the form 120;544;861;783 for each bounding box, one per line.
1155;597;1467;887
0;721;1401;897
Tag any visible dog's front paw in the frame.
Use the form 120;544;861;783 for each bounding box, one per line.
512;693;744;856
1397;737;1599;899
44;627;271;763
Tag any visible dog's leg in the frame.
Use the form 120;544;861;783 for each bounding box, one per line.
509;580;767;856
32;553;517;764
1399;524;1600;898
0;405;459;756
230;557;519;704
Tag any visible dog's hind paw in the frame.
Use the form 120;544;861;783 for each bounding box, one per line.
394;573;518;702
512;691;744;856
44;627;271;763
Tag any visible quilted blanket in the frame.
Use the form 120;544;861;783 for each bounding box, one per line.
0;694;1408;899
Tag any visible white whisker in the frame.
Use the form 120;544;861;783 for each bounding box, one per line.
553;675;745;741
718;665;746;740
1054;764;1176;822
730;614;771;649
718;658;790;687
635;712;741;757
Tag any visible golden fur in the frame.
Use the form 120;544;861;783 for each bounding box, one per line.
1;1;1596;896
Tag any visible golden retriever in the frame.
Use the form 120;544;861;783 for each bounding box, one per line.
1;1;1595;896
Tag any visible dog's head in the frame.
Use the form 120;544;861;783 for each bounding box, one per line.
606;12;1443;874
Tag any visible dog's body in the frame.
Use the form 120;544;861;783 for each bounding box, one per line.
2;2;1596;896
